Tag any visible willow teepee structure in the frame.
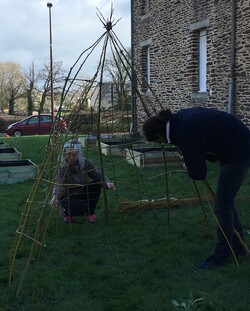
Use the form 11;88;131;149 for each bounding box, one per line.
9;6;218;296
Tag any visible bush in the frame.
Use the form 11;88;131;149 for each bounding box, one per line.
65;112;131;134
65;113;98;134
0;117;4;132
0;115;24;132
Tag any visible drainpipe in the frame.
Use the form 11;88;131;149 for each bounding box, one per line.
228;0;236;114
130;0;137;135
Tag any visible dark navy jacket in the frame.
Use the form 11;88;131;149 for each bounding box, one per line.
169;107;250;180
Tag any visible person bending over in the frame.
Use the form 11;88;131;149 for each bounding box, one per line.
143;106;250;269
50;141;115;224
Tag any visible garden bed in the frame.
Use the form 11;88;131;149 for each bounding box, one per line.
125;146;183;167
0;147;22;160
0;159;37;184
78;134;114;149
0;142;10;149
100;140;146;156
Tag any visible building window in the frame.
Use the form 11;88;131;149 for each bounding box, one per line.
141;45;150;92
199;29;207;92
140;0;150;16
189;19;209;98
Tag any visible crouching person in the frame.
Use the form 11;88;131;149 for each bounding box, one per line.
50;140;115;224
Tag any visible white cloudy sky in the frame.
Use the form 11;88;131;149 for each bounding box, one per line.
0;0;131;75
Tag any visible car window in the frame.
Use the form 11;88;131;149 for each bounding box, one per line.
41;116;52;123
20;119;29;125
27;116;39;124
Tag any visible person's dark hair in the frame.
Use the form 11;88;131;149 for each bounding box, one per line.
142;109;172;142
158;109;172;121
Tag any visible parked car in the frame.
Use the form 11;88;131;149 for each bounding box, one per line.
6;114;67;137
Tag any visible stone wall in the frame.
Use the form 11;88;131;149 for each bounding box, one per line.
131;0;250;129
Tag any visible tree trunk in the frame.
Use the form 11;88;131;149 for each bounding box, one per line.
8;95;15;115
27;89;33;115
39;92;47;114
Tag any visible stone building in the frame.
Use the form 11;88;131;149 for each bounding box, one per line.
130;0;250;131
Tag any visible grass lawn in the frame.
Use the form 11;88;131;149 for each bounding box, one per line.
0;135;249;311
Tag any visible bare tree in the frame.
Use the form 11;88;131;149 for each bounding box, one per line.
37;61;65;113
24;62;39;115
0;62;25;115
0;67;8;113
104;48;131;111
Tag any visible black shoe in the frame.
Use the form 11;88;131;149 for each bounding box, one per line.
235;249;248;262
235;248;247;257
195;255;231;269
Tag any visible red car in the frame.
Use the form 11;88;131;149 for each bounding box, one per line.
6;114;67;137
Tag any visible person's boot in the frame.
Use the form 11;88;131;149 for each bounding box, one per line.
195;254;232;269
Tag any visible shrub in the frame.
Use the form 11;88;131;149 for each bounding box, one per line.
0;117;4;132
0;115;24;132
65;112;130;134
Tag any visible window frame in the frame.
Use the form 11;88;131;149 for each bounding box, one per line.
140;39;152;93
140;0;150;16
189;19;209;99
199;29;207;93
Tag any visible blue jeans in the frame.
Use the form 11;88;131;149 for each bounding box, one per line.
213;160;250;259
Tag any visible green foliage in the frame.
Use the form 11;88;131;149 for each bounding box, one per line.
65;112;130;134
0;115;24;132
65;113;97;133
0;136;249;311
0;116;5;131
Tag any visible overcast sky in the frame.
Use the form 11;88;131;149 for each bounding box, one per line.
0;0;131;76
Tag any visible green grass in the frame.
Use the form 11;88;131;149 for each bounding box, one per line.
0;136;249;311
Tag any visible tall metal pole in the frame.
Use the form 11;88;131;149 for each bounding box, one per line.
47;2;54;122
